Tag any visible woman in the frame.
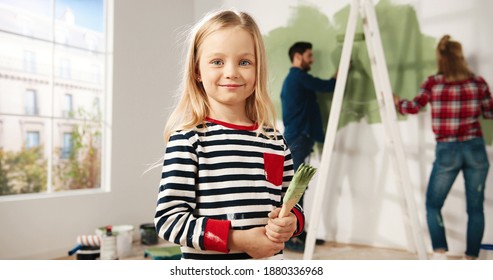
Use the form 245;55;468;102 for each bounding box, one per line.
394;35;493;260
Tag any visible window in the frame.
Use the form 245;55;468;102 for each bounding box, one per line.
25;89;38;115
63;93;73;118
25;131;40;148
61;132;72;159
0;0;112;197
59;58;71;79
23;50;37;73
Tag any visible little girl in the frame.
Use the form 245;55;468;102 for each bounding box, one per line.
154;10;305;260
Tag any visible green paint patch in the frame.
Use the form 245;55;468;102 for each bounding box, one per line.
263;0;493;145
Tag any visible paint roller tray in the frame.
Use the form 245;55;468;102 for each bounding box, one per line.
144;245;181;260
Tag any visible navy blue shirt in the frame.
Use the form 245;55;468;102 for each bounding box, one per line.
281;67;336;143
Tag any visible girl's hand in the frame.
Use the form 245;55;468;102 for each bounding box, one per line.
265;207;297;243
228;227;284;259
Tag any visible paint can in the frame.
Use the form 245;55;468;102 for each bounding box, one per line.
140;223;158;245
76;246;100;260
96;225;134;259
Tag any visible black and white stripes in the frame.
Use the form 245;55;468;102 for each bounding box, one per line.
154;120;300;259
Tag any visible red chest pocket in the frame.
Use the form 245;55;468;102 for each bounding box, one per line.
263;153;285;186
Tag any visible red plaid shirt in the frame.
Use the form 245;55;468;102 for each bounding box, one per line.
397;74;493;142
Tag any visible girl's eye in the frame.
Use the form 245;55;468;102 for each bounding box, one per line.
211;60;223;66
239;60;252;66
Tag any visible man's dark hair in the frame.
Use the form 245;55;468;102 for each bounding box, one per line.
288;42;312;62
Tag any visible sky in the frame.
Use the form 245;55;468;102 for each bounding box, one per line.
55;0;104;32
0;0;104;32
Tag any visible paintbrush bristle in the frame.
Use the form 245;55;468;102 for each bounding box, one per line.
283;163;317;204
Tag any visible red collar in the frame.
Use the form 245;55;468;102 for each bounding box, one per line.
205;117;258;131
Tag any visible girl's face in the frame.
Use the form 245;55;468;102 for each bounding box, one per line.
197;26;256;117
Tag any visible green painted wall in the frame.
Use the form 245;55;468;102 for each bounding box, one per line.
264;0;493;145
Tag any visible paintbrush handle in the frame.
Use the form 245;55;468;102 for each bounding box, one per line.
279;198;297;218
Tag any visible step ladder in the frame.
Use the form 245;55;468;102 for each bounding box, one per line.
303;0;427;260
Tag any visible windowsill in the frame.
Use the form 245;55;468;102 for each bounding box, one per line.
0;188;109;202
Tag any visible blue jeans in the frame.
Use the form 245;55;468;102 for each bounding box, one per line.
286;134;314;210
426;138;490;257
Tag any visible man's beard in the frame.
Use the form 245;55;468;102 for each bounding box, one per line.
301;60;311;72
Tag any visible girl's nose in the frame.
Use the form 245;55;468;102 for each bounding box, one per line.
224;63;239;79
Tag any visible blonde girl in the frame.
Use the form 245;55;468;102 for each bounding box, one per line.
163;10;275;142
155;10;305;260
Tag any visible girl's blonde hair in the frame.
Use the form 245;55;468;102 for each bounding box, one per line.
436;35;473;82
163;10;276;143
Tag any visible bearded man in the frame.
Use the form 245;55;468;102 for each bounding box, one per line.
280;41;338;252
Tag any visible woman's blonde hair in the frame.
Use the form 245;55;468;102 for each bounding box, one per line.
436;35;473;82
163;10;276;143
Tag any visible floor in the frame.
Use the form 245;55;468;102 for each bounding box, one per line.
63;240;465;260
283;241;461;260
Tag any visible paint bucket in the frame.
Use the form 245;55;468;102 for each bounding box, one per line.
76;246;100;260
96;225;135;259
100;234;117;260
140;223;158;245
478;244;493;260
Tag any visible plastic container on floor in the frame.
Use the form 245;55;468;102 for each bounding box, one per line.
96;225;135;259
140;223;158;245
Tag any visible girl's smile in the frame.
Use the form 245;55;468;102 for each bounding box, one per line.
219;83;245;88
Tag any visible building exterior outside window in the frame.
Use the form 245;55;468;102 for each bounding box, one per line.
25;89;38;115
63;93;73;118
23;50;37;74
25;131;40;148
61;132;72;159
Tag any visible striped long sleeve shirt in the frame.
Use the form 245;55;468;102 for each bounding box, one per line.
397;74;493;142
154;117;304;260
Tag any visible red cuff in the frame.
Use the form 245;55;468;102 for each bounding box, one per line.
204;219;231;253
291;207;305;237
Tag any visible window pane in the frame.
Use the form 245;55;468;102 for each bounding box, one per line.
0;0;52;41
25;89;38;115
0;115;47;195
54;45;105;84
54;0;105;52
0;0;108;197
53;122;101;191
54;45;105;119
63;93;73;118
25;130;40;148
0;33;53;116
23;50;37;73
61;132;72;159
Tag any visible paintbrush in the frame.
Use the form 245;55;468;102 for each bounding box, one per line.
279;163;317;218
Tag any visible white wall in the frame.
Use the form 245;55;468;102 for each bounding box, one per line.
0;0;194;259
